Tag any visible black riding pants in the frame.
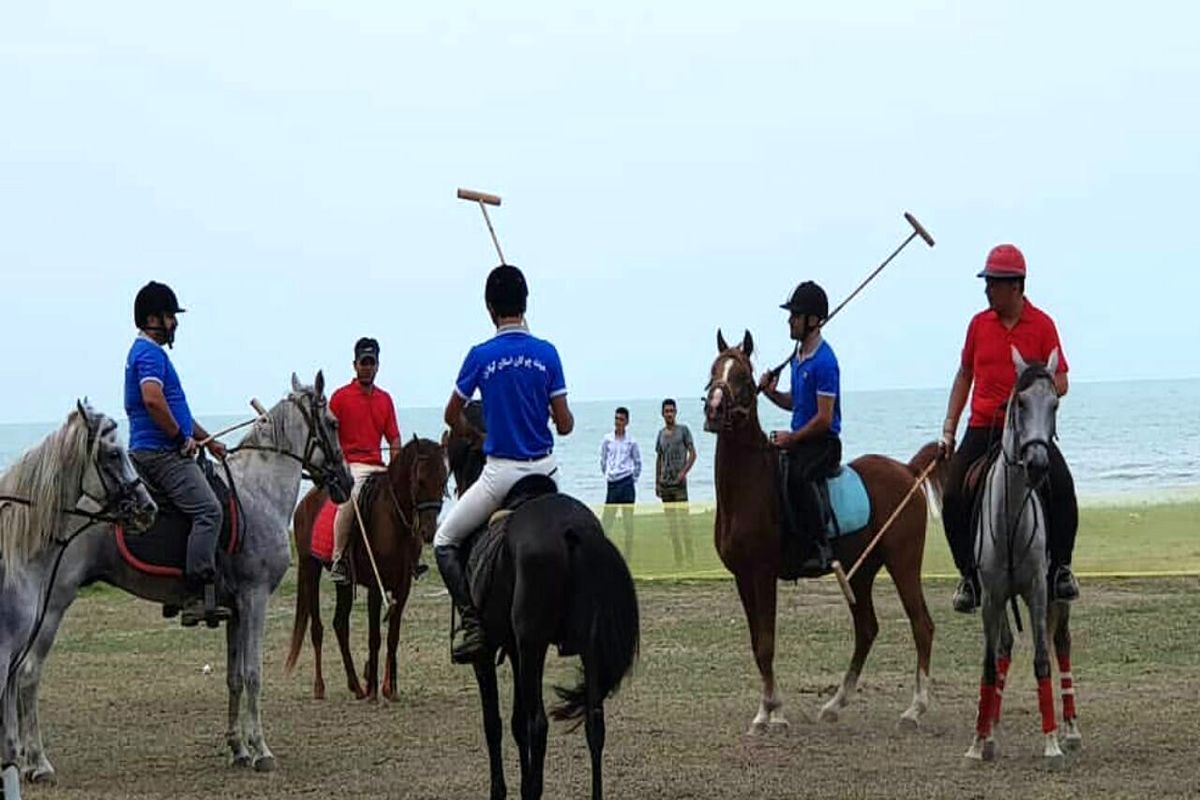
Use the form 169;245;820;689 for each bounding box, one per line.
787;434;842;543
942;426;1078;575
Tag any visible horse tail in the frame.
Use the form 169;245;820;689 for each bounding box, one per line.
285;495;319;674
551;510;640;727
908;441;947;515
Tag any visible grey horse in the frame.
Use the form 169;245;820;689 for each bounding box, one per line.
1;401;157;800
8;373;351;785
965;347;1081;764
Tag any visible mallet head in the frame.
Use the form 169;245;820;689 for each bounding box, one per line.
457;188;501;206
904;212;935;247
250;398;269;419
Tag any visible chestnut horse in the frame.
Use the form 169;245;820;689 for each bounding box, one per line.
704;330;943;732
285;436;447;700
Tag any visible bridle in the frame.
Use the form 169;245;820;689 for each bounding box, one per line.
705;351;756;430
231;392;344;490
385;441;448;534
1001;370;1057;470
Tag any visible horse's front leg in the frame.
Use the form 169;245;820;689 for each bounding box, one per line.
333;584;365;699
473;656;507;800
239;588;276;772
736;570;788;733
17;653;54;784
382;597;403;701
965;594;1001;762
3;668;25;800
1029;582;1065;765
364;587;382;702
224;612;251;768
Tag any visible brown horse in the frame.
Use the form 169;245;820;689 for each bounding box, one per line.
285;436;447;701
704;330;943;732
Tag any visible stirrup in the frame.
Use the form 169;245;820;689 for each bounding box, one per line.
329;556;350;585
952;575;980;613
451;618;486;664
1053;565;1079;601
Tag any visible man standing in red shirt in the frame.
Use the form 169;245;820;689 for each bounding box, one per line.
939;244;1079;612
328;337;402;584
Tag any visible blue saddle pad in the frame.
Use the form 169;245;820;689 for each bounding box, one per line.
824;466;870;538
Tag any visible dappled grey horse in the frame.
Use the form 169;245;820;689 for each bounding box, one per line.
965;347;1081;764
1;402;157;800
9;373;351;785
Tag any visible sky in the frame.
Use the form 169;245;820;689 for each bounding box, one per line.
2;2;1198;423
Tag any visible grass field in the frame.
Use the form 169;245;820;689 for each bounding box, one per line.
595;499;1200;579
16;499;1200;799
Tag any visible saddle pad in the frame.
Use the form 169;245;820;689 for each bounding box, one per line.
825;466;870;538
115;496;239;578
311;499;338;564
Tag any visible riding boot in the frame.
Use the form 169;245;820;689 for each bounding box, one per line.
434;545;486;664
329;554;351;585
181;582;232;627
796;483;832;577
1052;564;1080;601
952;571;981;614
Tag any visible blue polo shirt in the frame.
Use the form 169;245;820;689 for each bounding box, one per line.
454;328;567;460
790;339;842;436
124;335;194;451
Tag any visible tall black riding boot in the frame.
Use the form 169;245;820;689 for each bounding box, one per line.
796;483;832;577
434;545;486;663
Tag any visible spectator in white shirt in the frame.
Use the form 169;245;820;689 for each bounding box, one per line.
600;406;641;560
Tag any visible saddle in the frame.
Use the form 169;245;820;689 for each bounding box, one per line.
465;474;558;606
115;455;242;578
309;472;388;565
776;455;871;580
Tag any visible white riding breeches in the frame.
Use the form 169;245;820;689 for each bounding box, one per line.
333;462;388;556
433;454;558;548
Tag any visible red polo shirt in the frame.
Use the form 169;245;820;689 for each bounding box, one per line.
962;299;1069;428
329;380;400;466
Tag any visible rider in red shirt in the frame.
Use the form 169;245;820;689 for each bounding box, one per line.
328;337;401;584
939;244;1079;612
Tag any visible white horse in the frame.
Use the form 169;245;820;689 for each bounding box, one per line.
1;401;157;800
965;347;1081;764
8;373;352;786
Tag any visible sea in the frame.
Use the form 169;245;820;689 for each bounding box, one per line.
3;379;1198;507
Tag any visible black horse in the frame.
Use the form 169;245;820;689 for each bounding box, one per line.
445;403;639;800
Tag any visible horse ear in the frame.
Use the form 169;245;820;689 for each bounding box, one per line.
717;329;729;352
1047;347;1060;375
76;398;90;425
742;330;754;357
1010;345;1028;374
291;372;303;393
314;370;325;397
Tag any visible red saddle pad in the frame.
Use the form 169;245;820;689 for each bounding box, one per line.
311;500;338;564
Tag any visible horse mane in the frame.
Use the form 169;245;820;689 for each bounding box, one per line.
1015;360;1055;393
0;408;92;576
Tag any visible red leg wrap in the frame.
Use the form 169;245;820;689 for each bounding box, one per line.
1057;653;1076;720
1037;677;1057;734
976;682;996;737
993;656;1011;722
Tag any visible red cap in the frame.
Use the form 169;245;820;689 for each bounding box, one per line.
977;244;1026;279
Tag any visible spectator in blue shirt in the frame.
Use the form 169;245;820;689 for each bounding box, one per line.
758;281;843;575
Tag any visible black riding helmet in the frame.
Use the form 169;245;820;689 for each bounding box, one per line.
134;281;185;328
485;264;528;317
780;281;829;319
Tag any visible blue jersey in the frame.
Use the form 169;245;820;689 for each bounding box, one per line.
454;328;567;460
124;336;194;451
790;339;842;436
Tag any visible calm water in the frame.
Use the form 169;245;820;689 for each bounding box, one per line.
3;379;1198;506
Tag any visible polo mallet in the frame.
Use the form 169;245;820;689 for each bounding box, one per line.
457;188;506;263
761;212;936;383
196;398;270;447
834;457;941;606
349;491;399;620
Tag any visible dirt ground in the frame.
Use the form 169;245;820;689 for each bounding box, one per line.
20;575;1200;799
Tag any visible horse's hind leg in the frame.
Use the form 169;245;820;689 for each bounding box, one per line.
819;571;878;724
582;656;607;800
891;563;935;730
1050;601;1081;750
516;642;550;800
474;659;507;800
306;560;327;700
224;615;252;768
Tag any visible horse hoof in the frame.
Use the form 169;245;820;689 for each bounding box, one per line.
818;706;839;724
25;767;56;785
748;720;769;736
254;756;276;773
232;755;252;769
1062;733;1083;753
768;719;790;734
982;739;998;762
896;714;919;733
1043;752;1066;770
